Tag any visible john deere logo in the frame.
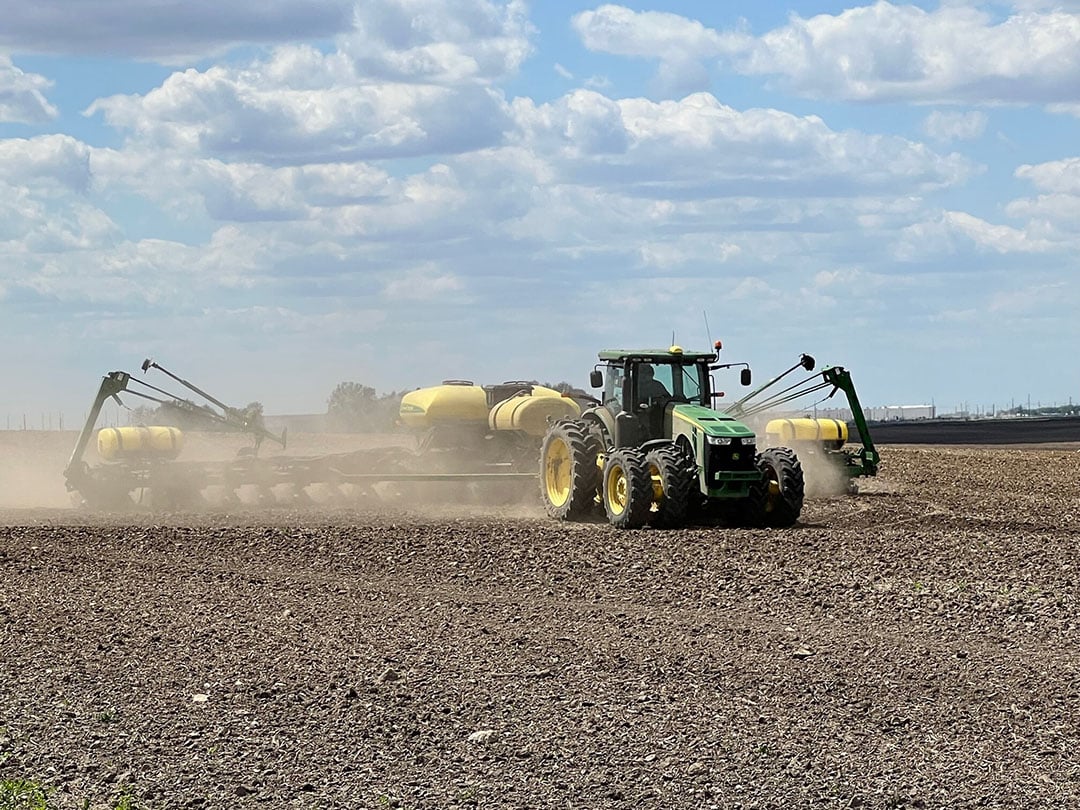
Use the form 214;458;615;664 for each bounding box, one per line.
732;452;740;461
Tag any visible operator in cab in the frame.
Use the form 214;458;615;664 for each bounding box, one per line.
638;364;670;404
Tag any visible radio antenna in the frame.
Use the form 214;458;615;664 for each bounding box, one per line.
703;310;713;347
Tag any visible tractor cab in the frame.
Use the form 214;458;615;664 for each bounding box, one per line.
589;345;746;447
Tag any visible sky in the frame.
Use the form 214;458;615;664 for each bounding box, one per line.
3;0;1080;426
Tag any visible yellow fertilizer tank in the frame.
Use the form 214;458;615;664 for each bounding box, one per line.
765;417;848;451
399;381;489;429
488;387;580;436
97;426;185;461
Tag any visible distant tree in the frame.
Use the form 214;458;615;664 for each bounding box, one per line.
542;380;594;410
543;381;579;394
327;382;399;432
239;401;264;428
127;404;159;425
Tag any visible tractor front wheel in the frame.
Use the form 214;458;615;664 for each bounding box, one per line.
742;446;805;527
602;448;652;530
540;420;600;520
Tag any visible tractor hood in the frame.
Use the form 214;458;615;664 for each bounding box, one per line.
671;404;755;438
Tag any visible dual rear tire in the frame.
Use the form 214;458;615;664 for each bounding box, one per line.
541;422;696;530
540;420;601;520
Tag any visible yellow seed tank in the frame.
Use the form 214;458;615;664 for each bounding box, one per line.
97;426;185;461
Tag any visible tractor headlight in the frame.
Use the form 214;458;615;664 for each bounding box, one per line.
707;436;732;445
743;436;756;446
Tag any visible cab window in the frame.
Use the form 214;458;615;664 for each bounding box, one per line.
604;364;625;411
672;363;705;404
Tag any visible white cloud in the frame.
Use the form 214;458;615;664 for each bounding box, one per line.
1015;157;1080;194
341;0;534;84
0;135;92;192
1047;102;1080;117
0;191;118;252
0;56;57;123
1002;160;1080;238
1005;193;1080;235
637;237;740;270
91;147;393;222
0;0;354;62
575;3;1080;105
896;210;1055;258
573;5;741;59
510;90;976;195
86;47;512;164
573;4;743;95
922;110;988;142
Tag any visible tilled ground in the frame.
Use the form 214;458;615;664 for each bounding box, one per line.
2;445;1080;808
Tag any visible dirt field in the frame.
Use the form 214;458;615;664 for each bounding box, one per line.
2;433;1080;808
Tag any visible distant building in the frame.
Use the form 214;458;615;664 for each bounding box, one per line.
778;404;936;422
865;404;937;421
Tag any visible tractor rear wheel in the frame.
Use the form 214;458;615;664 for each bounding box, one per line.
742;446;805;527
602;448;652;530
645;444;695;528
540;420;600;520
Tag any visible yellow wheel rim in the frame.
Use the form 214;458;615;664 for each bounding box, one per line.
648;461;664;503
605;463;628;515
544;438;572;507
765;477;780;512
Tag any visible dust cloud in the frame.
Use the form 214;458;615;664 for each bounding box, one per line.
0;427;546;521
740;413;856;499
794;445;854;498
0;431;78;511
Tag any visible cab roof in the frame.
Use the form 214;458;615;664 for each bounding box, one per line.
597;346;716;363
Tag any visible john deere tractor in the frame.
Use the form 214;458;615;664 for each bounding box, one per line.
539;344;806;530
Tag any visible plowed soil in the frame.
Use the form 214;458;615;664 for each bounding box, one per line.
2;435;1080;808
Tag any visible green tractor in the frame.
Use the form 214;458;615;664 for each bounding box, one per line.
539;344;807;529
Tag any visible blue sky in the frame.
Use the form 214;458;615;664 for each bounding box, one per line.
3;0;1080;424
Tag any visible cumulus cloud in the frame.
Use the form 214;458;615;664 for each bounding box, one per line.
574;5;742;59
573;4;745;95
1015;157;1080;194
1002;159;1080;237
0;56;58;124
0;0;354;62
0;192;117;252
86;47;512;164
0;135;92;192
574;2;1080;105
509;90;976;196
91;147;392;222
0;0;533;76
341;0;534;84
896;210;1054;258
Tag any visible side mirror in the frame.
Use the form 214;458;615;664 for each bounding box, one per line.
590;369;603;388
800;354;816;372
741;368;752;386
